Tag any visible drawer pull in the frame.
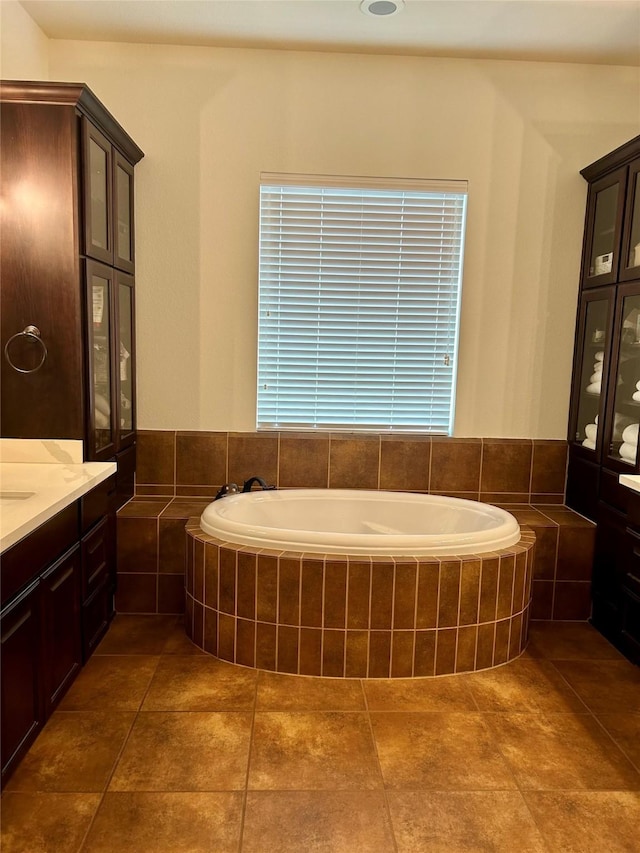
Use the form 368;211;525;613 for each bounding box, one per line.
628;573;640;585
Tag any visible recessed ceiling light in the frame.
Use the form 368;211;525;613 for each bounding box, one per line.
360;0;405;17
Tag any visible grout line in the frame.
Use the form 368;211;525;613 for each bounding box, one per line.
362;684;400;853
236;659;260;853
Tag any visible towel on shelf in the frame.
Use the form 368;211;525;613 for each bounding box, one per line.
613;414;635;440
582;438;596;450
586;381;601;394
589;372;603;383
593;360;603;371
622;423;640;445
585;423;598;442
595;351;605;362
636;380;640;391
633;390;640;402
620;442;638;463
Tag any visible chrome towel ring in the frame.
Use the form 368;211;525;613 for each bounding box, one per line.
4;325;48;374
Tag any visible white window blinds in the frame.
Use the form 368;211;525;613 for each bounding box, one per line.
257;173;467;433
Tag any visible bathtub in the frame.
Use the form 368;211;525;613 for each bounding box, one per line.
199;489;521;557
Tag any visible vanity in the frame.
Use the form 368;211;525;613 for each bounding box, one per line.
0;440;116;786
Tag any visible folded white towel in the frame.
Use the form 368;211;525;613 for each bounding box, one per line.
595;415;599;424
620;442;637;463
622;423;640;445
586;381;601;394
636;380;640;391
593;361;603;372
582;438;596;450
94;393;111;417
633;390;640;402
614;414;635;440
95;408;110;429
595;351;604;362
584;423;598;441
589;372;602;384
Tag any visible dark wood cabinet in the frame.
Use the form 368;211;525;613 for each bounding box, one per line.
0;81;143;500
567;134;640;664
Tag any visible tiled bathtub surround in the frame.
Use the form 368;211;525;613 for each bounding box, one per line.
134;431;569;504
183;523;536;677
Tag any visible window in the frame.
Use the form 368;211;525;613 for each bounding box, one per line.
257;173;467;433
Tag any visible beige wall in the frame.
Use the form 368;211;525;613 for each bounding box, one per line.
4;10;639;437
0;1;48;79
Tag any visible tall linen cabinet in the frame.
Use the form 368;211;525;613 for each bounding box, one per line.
0;81;144;629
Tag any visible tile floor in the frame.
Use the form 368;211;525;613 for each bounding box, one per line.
1;617;639;852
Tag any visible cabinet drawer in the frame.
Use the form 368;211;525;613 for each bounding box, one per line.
81;517;110;600
81;579;110;661
621;590;640;664
81;476;115;533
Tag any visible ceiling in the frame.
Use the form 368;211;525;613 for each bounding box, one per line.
20;0;640;67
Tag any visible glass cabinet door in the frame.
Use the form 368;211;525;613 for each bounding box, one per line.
116;272;135;448
583;168;626;288
620;158;640;282
571;292;613;452
83;120;113;265
114;151;135;274
604;284;640;469
86;262;115;459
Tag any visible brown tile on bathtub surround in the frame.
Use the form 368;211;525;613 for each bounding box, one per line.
368;632;392;678
480;439;533;495
236;552;257;621
322;630;346;678
118;498;172;518
203;608;218;656
370;562;393;630
345;631;369;678
117;517;158;574
493;619;511;666
227;433;278;488
459;560;481;625
429;438;482;494
456;625;478;672
475;622;496;670
390;632;414;678
413;631;436;676
528;524;558;580
435;628;457;675
256;622;277;670
158;518;187;575
478;557;499;623
0;792;101;853
204;544;219;608
192;538;204;600
496;555;515;620
299;628;323;676
509;613;524;659
530;440;568;495
278;433;330;488
324;561;347;628
531;580;554;620
235;618;256;668
328;434;380;490
161;498;211;519
157;574;185;614
217;613;235;662
115;574;158;614
513;552;527;612
393;563;417;630
277;625;299;673
176;485;219;498
379;435;431;492
556;525;595;581
437;561;461;628
175;431;227;489
256;555;278;623
416;561;439;629
136;430;176;490
278;558;301;626
193;600;205;648
300;559;323;628
552;581;592;620
218;548;237;615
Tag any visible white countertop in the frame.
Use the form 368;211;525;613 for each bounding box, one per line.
619;473;640;494
0;440;116;553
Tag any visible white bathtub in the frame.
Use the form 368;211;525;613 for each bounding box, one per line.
200;489;521;556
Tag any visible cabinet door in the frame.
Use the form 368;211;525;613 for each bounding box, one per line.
602;282;640;472
1;580;42;786
581;167;627;288
40;546;82;716
83;119;114;265
113;151;135;273
568;288;615;460
115;272;136;450
86;260;117;461
619;158;640;282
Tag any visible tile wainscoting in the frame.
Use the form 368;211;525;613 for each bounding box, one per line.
116;432;595;623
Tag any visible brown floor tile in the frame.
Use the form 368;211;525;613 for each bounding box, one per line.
82;791;243;853
249;712;381;790
58;655;159;712
370;712;516;790
162;619;207;654
109;712;252;791
142;655;257;711
525;621;623;660
241;791;395;853
466;659;587;713
95;614;179;655
256;671;365;711
524;791;640;853
388;791;547;853
485;712;640;790
596;713;640;768
363;674;476;712
552;659;640;713
4;711;135;793
0;792;101;853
